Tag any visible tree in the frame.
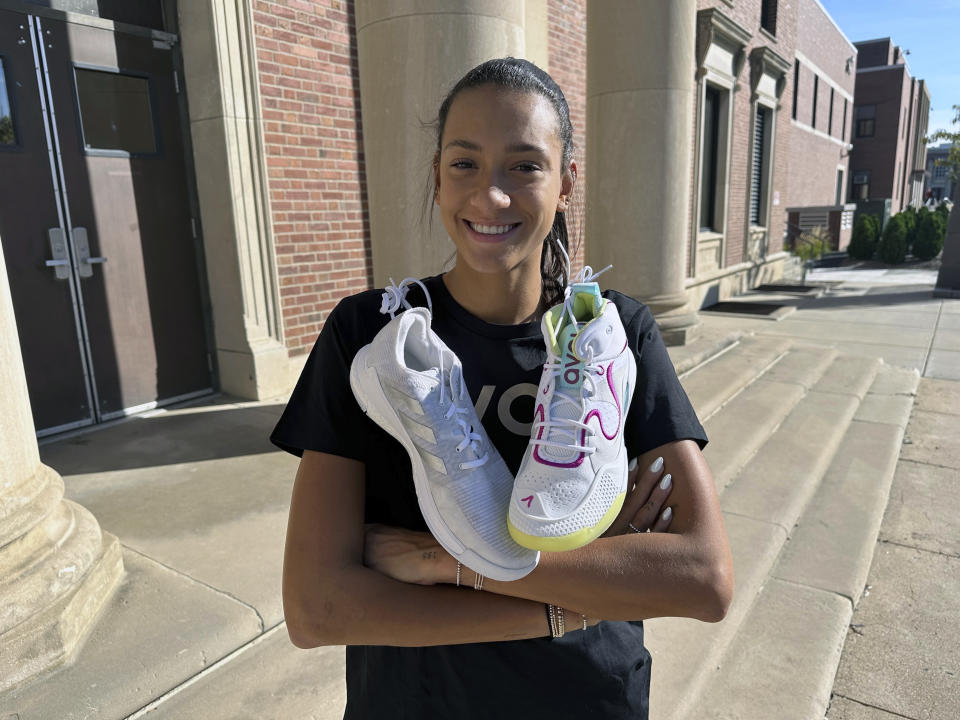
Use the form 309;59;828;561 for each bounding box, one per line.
878;214;908;264
928;105;960;185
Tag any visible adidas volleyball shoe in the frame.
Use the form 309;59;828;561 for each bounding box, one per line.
508;281;637;552
349;279;539;581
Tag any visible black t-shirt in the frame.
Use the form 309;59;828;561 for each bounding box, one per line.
271;274;708;720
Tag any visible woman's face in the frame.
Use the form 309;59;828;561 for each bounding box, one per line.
434;85;574;279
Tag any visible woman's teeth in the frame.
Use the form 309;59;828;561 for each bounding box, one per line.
468;222;517;235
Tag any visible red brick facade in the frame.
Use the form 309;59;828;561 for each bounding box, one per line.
546;0;588;269
786;0;856;209
253;0;371;357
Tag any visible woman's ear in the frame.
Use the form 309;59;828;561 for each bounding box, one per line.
557;160;577;212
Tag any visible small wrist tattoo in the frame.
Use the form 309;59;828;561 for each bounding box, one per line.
421;550;439;560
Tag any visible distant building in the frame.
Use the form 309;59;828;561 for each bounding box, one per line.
925;142;957;203
688;0;857;306
848;38;930;214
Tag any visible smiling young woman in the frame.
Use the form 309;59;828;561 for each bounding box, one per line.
272;57;733;720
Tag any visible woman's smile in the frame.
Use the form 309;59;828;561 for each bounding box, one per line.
462;219;523;243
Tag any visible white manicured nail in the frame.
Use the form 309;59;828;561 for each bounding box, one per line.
661;507;672;522
629;457;638;472
659;473;672;490
650;457;663;473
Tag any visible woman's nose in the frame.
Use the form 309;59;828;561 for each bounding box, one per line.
472;175;511;209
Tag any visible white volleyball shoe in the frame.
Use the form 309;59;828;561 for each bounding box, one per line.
349;279;539;581
508;281;636;552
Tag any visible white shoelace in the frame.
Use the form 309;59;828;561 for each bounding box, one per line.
532;349;603;455
379;277;487;469
535;261;612;456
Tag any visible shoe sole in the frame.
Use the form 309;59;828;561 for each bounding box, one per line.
507;455;627;552
507;354;637;552
349;344;538;582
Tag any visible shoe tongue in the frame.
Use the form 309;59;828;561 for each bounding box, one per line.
540;320;584;463
569;282;603;316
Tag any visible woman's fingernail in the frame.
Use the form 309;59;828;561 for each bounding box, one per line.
661;507;672;522
629;457;638;472
650;457;663;473
659;473;672;490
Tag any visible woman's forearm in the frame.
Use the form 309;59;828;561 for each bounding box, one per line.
454;532;731;623
289;564;567;648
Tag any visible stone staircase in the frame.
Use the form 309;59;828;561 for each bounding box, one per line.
647;333;919;720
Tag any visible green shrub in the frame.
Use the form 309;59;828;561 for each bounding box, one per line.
878;214;908;264
932;204;950;241
848;214;878;260
864;213;881;241
912;212;944;260
793;226;830;262
900;207;918;242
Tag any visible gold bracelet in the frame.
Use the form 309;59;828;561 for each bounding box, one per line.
456;561;461;587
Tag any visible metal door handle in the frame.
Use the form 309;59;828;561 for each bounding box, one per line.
72;227;106;277
47;228;70;280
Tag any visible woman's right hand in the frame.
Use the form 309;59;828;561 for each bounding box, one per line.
600;455;674;537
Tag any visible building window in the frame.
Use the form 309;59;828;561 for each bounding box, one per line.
836;169;844;206
0;57;16;147
792;60;800;121
851;171;870;200
750;105;772;226
856;105;876;138
828;88;835;136
761;0;778;35
934;163;948;178
699;84;727;232
811;75;819;129
74;68;157;154
842;99;848;141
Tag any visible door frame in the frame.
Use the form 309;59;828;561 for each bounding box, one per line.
1;0;219;434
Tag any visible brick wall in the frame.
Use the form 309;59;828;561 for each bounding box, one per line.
786;0;857;211
692;0;798;268
547;0;588;270
849;66;907;209
252;0;371;357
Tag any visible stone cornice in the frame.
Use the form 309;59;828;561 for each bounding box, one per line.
696;8;752;81
749;45;792;100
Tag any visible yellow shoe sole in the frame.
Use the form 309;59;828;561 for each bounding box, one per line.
507;491;626;552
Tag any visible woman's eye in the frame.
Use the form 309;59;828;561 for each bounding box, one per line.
450;160;474;169
515;163;541;172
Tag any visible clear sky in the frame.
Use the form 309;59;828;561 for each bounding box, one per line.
818;0;960;144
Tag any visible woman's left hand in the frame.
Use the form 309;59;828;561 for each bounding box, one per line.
362;523;451;585
601;455;674;537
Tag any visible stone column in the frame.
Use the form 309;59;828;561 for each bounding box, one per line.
178;0;289;399
934;185;960;298
585;0;699;344
0;241;123;693
356;1;526;285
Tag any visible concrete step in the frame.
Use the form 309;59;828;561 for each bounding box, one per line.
679;362;914;720
646;353;880;720
701;346;839;490
680;335;793;421
693;578;851;720
774;365;915;604
719;354;881;530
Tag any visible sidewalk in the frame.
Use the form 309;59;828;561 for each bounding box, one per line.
827;375;960;719
2;271;958;719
